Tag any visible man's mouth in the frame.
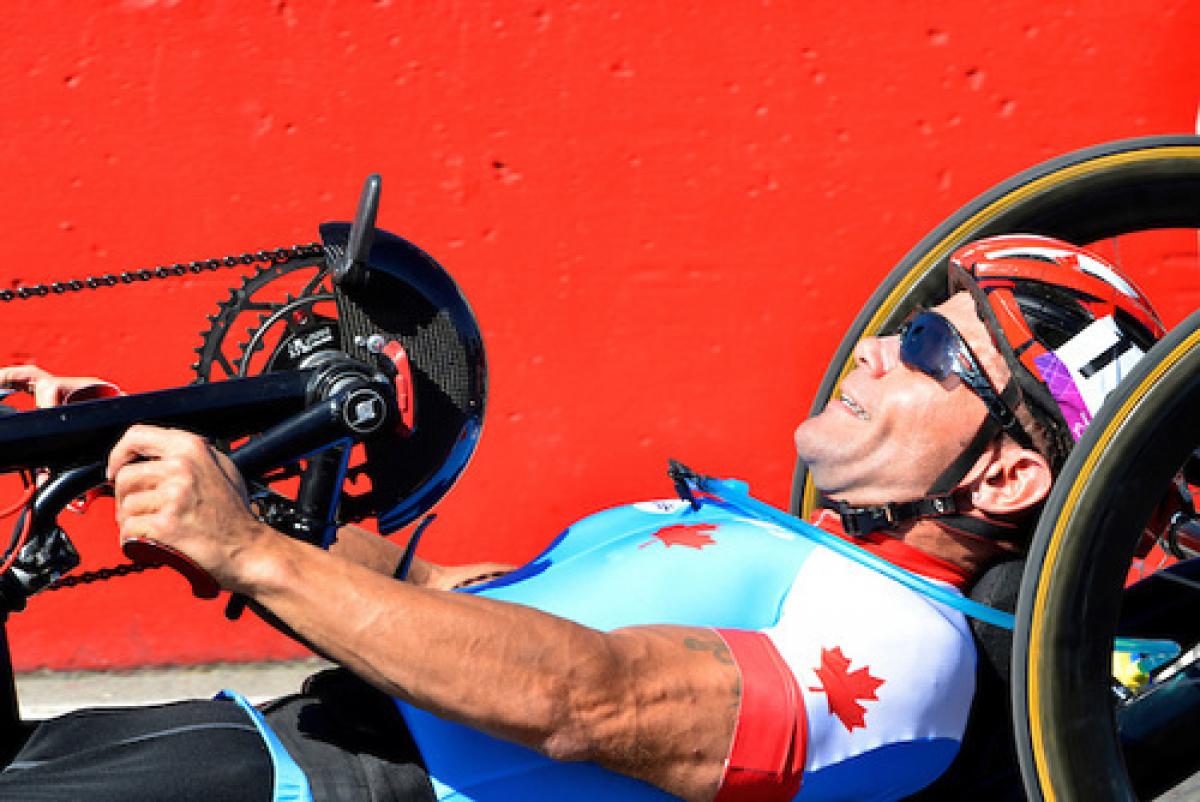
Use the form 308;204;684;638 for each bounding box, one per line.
839;391;869;420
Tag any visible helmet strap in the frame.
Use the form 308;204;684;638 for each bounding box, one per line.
828;495;964;536
927;378;1023;496
826;494;1024;541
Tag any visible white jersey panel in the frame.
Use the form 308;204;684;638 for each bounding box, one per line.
762;546;976;798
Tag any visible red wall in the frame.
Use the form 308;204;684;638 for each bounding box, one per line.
2;1;1198;670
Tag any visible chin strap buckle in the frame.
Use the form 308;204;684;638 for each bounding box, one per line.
829;495;961;536
833;503;895;536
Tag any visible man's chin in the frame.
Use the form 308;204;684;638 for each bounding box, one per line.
793;412;845;468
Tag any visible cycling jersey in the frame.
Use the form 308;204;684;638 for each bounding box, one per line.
395;496;977;801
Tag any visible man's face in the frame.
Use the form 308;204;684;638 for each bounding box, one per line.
794;292;1013;505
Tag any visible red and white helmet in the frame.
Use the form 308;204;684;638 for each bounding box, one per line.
949;234;1165;469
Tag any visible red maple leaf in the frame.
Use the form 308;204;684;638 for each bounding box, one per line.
639;523;718;550
809;646;885;732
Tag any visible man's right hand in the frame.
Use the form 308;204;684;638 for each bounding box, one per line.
0;364;120;408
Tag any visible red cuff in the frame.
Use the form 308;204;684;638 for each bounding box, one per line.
63;381;122;403
713;629;805;802
61;381;123;514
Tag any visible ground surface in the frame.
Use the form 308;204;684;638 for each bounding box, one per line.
16;658;329;719
16;664;1200;800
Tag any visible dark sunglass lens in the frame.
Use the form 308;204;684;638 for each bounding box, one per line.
900;314;957;380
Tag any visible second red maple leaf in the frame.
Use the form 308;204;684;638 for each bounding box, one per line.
809;645;885;732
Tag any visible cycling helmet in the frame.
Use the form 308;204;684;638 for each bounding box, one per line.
949;234;1165;474
832;234;1165;539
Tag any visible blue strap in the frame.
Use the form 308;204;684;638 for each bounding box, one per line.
217;690;314;802
698;476;1019;630
697;478;1189;667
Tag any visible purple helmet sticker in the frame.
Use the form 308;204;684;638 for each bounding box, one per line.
1033;351;1091;441
1031;316;1146;443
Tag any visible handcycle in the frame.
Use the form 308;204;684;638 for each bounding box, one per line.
1;136;1199;800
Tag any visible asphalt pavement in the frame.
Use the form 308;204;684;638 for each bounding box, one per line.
15;658;331;719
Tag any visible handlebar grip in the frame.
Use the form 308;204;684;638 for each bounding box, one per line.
122;537;220;600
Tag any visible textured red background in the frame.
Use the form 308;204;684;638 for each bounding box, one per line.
1;1;1198;669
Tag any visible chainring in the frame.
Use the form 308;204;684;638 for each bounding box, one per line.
192;254;338;382
191;253;373;505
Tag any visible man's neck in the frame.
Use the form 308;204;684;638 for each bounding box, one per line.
900;518;1017;577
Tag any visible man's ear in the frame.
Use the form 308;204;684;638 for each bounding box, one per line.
970;440;1053;517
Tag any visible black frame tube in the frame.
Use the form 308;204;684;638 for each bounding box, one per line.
0;370;316;473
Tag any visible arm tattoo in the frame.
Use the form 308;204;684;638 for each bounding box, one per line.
683;635;742;710
683;635;734;665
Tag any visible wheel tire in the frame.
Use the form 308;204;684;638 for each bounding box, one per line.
1013;311;1200;801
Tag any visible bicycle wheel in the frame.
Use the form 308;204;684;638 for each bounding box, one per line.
791;134;1200;517
1012;310;1200;801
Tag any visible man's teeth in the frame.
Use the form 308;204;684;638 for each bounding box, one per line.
841;392;868;420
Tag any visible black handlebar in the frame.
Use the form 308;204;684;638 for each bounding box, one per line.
0;371;316;474
1;357;399;614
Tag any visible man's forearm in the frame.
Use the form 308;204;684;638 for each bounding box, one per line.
242;535;608;737
236;533;735;801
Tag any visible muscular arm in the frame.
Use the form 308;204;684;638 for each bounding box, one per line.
107;426;739;801
249;539;737;798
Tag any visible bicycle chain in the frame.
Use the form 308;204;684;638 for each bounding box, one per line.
0;244;325;303
46;561;159;591
4;241;328;594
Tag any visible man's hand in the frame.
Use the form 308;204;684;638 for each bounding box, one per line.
106;425;270;592
0;364;119;408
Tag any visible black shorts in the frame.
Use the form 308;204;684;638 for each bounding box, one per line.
0;670;435;802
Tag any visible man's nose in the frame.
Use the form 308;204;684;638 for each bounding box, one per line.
853;335;900;377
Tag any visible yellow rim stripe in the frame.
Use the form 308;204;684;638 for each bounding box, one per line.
1027;323;1200;799
800;145;1200;521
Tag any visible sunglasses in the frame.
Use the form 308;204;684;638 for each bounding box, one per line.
896;310;1035;450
